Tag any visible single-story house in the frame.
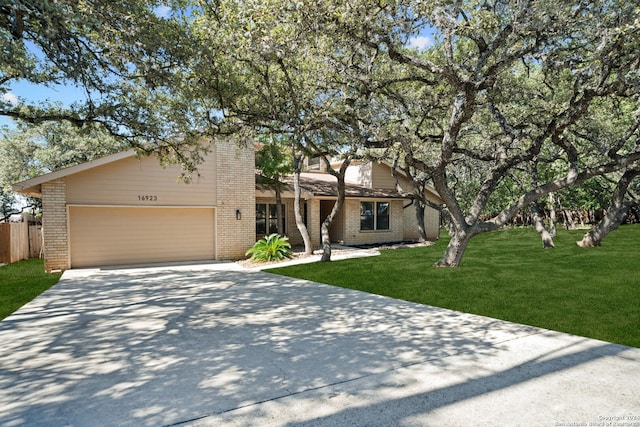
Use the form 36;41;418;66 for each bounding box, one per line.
13;140;443;272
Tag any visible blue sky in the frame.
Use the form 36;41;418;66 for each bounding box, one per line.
0;4;174;130
1;82;89;129
1;3;433;130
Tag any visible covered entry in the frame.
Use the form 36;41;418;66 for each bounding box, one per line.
69;206;215;268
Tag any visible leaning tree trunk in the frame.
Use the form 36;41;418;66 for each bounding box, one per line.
415;200;428;242
528;160;555;248
577;168;639;247
548;193;557;238
292;160;313;255
530;201;555;249
434;228;475;267
320;221;332;262
320;175;346;262
577;202;632;247
562;209;576;229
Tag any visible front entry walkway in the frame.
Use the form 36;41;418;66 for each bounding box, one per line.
0;263;638;426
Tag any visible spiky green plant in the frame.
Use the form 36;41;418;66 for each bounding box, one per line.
245;234;293;262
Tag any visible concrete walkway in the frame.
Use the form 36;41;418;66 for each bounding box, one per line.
0;262;638;426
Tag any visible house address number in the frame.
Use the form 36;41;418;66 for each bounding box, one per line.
138;195;158;201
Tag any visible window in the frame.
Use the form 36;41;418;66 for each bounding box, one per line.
256;204;286;235
360;201;389;231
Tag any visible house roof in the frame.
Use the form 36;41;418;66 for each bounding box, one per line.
12;150;137;198
309;158;444;204
14;147;443;205
257;172;418;200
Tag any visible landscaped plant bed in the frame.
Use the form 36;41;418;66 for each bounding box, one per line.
237;241;434;269
268;225;640;348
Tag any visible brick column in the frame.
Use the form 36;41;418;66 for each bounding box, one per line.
215;140;256;259
41;179;69;272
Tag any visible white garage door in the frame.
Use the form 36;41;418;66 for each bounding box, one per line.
69;206;215;268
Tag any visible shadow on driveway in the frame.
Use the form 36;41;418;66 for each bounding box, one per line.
0;265;638;426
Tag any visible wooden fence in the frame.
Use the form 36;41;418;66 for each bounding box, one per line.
0;222;43;264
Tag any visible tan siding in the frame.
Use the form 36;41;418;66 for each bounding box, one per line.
66;152;217;206
345;163;372;187
370;163;420;194
371;163;397;190
424;205;441;239
307;199;322;246
69;206;215;268
284;199;304;246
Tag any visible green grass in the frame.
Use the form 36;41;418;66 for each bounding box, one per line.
0;259;62;321
269;224;640;348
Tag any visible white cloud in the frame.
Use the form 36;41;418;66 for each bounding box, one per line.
153;5;171;18
1;92;19;107
408;36;432;50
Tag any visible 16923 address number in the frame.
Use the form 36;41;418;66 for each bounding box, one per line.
138;195;158;201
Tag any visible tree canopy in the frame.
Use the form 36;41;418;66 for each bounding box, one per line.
2;0;639;266
1;0;211;168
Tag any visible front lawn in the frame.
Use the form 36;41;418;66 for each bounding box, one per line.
269;225;640;348
0;259;62;321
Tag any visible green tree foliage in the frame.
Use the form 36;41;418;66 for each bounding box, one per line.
0;1;211;169
255;134;294;235
255;135;294;188
179;0;640;266
0;187;15;220
301;0;640;266
3;0;640;268
0;121;125;191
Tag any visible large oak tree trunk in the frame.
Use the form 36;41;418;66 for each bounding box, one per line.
415;201;427;242
577;168;639;247
577;202;632;247
530;201;555;248
320;175;346;262
548;193;557;238
320;221;332;262
293;162;313;256
434;229;473;267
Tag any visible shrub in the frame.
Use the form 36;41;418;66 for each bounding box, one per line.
245;234;293;262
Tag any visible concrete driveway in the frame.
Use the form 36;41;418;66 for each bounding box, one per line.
1;262;639;427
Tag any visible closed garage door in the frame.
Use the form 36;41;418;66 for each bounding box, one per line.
69;206;215;268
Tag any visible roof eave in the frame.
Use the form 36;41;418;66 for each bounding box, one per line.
11;150;137;196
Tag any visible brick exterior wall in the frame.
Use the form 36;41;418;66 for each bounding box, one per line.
307;198;322;246
36;145;438;269
341;199;404;245
256;197;414;247
41;179;69;272
215;140;256;259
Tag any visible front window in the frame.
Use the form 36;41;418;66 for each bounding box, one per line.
376;202;389;230
360;201;389;231
256;203;286;235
